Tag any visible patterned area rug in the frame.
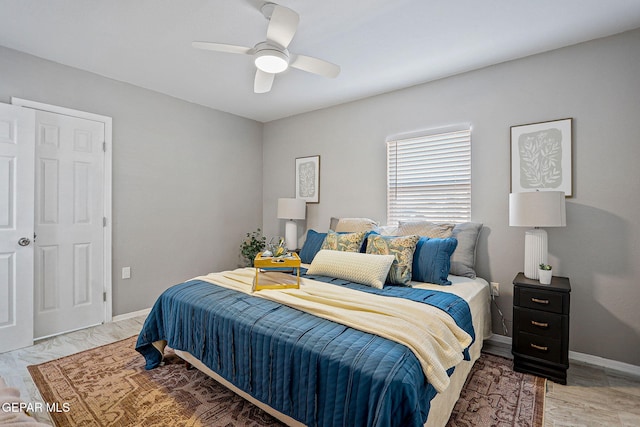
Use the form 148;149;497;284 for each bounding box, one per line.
447;353;546;426
28;336;545;426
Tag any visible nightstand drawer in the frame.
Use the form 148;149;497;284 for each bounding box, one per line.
514;331;563;364
516;287;566;314
514;307;566;338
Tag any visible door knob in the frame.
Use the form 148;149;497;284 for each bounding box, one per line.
18;237;31;246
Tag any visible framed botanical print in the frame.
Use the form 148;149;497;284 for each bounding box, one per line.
511;118;573;197
295;155;320;203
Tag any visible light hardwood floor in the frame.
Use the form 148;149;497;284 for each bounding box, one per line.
1;317;639;426
483;340;640;427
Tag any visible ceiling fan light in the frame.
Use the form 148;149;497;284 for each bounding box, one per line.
255;49;289;73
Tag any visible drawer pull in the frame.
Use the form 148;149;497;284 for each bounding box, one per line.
530;343;548;351
531;320;549;328
531;297;550;305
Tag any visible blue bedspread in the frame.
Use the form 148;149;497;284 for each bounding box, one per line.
136;272;474;427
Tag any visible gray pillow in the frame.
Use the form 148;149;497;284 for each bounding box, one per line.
449;222;483;279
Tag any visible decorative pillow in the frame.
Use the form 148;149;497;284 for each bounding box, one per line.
321;230;366;252
307;250;395;289
330;217;379;232
412;237;458;286
450;222;483;278
366;234;419;286
398;220;455;238
375;225;401;236
298;229;327;264
359;230;380;253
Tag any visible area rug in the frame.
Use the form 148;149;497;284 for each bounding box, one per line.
28;336;545;426
446;353;546;426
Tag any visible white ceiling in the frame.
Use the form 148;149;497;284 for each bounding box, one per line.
2;1;640;123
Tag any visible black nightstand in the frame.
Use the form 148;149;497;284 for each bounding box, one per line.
512;272;571;384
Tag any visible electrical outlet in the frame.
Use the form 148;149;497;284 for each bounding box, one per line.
122;267;131;279
490;282;499;297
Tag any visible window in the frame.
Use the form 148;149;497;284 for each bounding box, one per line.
387;128;471;224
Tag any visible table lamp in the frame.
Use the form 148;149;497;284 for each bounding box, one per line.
277;198;306;251
509;191;566;280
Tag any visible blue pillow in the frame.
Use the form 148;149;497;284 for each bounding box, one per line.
360;230;379;253
298;230;327;263
412;237;458;286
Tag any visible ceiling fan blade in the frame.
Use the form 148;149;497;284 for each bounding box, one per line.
254;69;275;93
290;55;340;79
266;4;299;48
192;41;253;55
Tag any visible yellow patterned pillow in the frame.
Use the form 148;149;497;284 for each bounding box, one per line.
307;250;395;289
321;230;366;252
366;234;420;285
398;221;455;238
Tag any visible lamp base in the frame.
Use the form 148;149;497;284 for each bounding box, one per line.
524;228;548;280
284;220;298;251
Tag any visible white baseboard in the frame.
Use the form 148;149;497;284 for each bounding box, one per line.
486;333;512;346
486;334;640;377
112;308;151;322
568;351;640;377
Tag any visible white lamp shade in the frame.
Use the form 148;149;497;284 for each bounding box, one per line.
510;191;566;280
277;198;306;220
509;191;566;227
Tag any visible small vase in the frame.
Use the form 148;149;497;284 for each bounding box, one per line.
539;269;553;285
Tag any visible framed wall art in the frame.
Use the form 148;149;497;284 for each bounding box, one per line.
295;155;320;203
510;118;573;197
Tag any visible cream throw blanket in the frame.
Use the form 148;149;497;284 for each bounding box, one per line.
193;268;472;393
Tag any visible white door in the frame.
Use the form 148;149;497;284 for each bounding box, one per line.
0;103;35;353
33;110;105;339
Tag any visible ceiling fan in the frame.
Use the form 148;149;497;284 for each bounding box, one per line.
192;2;340;93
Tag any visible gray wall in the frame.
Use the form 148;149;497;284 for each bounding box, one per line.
2;27;638;366
0;45;264;316
262;29;640;366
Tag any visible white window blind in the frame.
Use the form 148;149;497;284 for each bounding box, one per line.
387;128;471;224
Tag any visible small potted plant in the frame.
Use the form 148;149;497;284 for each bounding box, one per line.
538;263;553;285
240;228;266;267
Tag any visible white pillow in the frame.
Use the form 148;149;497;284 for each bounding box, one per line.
375;225;401;236
306;250;395;289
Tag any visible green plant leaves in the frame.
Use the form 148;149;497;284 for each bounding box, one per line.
240;228;266;266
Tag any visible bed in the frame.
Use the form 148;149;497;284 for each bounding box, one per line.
136;222;490;427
